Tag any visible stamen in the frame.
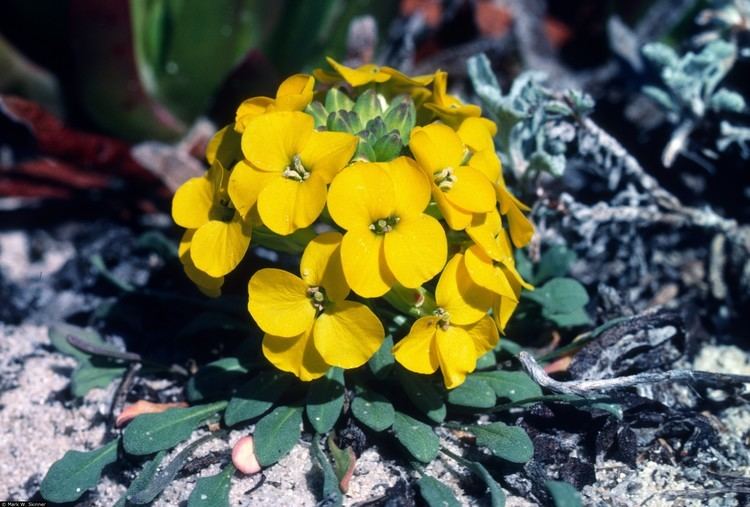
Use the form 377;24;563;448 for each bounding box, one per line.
369;215;400;234
433;307;451;330
306;286;327;312
282;154;310;182
434;167;457;191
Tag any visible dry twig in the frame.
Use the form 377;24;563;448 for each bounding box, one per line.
519;351;750;397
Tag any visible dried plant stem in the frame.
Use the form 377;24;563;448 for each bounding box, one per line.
518;351;750;397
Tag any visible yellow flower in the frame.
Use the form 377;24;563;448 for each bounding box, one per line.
229;111;357;235
172;162;251;278
393;253;497;389
457;117;501;182
463;242;531;301
327;157;447;297
235;74;315;132
423;71;481;127
496;183;534;247
315;57;435;88
248;232;384;380
409;122;496;230
178;230;224;297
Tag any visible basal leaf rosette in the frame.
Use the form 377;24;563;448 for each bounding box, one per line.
170;59;536;388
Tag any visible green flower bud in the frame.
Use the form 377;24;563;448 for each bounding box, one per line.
383;95;416;143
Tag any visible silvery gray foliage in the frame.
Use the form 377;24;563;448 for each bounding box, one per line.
467;53;593;180
696;0;750;48
718;121;750;157
642;37;748;164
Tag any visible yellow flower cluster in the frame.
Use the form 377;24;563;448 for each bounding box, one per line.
171;58;534;388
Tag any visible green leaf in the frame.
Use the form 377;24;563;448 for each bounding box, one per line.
71;358;127;397
130;0;264;122
40;438;119;503
475;371;542;401
398;369;446;423
351;388;395;432
524;278;589;315
546;480;582;507
306;101;329;128
544;307;591;328
123;402;227;455
514;250;534;283
446;376;496;408
467;462;506;507
417;476;461;507
327;110;362;134
469;422;534;463
187;464;234;507
186;357;250;403
536;246;576;283
114;451;166;506
392;412;439;463
311;434;343;507
224;370;294;426
475;350;497;370
306;368;345;434
253;405;304;467
129;433;217;504
48;324;106;361
368;335;395;378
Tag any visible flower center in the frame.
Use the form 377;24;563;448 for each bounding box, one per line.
282;154;310;182
307;286;327;313
433;167;457;191
369;215;400;235
209;198;236;222
433;307;451;330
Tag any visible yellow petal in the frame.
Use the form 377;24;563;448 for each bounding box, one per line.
299;130;358;183
441;165;495;213
506;204;535;248
384;214;446;288
497;184;531;213
248;268;316;337
228;160;275;219
327;162;396;231
432;186;473;230
300;231;349;301
466;210;509;261
468;149;501;183
262;327;329;381
463;315;499;359
388;156;431;218
206;125;242;166
393;317;439;374
275;73;314;111
464;245;517;300
424;103;482;127
183;258;224;298
457;117;497;152
257;172;327;235
326;57;391;86
190;218;251;277
435;253;493;325
409;123;464;173
313;301;384;368
493;295;519;332
341;228;395;298
381;66;434;86
235;97;274;133
172;176;213;229
435;325;476;389
241;111;313;172
178;230;224;297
